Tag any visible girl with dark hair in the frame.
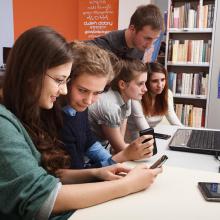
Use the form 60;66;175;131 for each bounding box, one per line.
127;62;182;141
0;27;162;220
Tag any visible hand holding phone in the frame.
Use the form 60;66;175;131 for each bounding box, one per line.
139;128;157;155
150;155;168;169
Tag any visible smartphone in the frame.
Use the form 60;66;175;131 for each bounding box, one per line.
154;132;171;140
198;182;220;202
139;128;157;155
150;155;168;169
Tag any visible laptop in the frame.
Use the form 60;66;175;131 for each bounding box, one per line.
169;128;220;155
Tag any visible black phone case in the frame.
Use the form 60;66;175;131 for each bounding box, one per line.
154;133;171;140
139;128;157;155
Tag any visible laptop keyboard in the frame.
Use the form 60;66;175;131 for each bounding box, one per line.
187;130;220;149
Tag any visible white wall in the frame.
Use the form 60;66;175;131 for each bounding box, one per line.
152;0;168;14
118;0;151;29
0;0;14;66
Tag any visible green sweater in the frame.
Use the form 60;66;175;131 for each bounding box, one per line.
0;104;61;219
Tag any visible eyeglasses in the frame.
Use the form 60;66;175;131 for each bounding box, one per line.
46;74;71;87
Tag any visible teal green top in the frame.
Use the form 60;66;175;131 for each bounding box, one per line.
0;104;59;219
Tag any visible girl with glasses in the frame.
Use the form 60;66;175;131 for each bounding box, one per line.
0;27;162;220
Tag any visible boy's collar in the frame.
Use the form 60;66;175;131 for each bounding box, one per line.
62;105;77;117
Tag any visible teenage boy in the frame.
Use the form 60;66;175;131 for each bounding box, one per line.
60;42;154;169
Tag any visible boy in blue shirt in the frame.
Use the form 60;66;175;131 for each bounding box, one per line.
60;42;154;169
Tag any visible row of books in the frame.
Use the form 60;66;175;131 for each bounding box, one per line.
168;72;208;96
168;39;211;63
175;104;205;127
169;2;215;29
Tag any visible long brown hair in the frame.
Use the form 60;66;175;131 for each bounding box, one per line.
142;62;168;116
3;26;73;174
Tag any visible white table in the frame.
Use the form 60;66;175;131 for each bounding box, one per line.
69;166;220;220
69;125;220;220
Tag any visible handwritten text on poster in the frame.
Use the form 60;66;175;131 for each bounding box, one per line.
78;0;119;40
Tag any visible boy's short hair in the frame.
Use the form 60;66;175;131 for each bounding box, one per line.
129;4;164;32
71;41;114;82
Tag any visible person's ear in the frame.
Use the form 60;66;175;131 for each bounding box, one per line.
129;25;136;33
118;80;127;90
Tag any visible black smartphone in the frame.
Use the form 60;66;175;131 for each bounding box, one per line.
154;132;171;140
150;155;168;169
139;128;157;155
198;182;220;202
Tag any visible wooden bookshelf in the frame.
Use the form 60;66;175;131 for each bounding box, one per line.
165;0;217;128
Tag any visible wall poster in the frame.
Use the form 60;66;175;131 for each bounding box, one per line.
78;0;119;40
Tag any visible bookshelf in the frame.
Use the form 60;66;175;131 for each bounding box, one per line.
165;0;218;128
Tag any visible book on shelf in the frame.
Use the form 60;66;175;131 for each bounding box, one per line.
169;39;211;64
169;1;215;29
168;72;208;97
175;72;183;94
175;104;205;127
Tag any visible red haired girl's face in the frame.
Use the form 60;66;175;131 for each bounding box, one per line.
149;72;166;95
